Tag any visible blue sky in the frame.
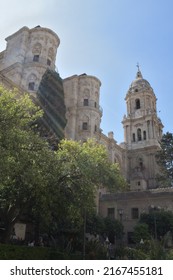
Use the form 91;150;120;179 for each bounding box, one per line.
0;0;173;143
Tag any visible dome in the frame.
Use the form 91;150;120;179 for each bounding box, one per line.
128;69;153;94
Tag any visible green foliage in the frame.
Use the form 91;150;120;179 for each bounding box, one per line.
85;240;107;259
123;238;173;260
134;238;170;260
0;85;58;242
86;213;124;243
156;132;173;187
133;223;151;243
86;213;105;235
56;139;126;193
0;244;50;260
0;85;126;243
104;217;124;241
145;239;167;260
0;244;82;260
140;210;173;239
167;249;173;260
124;247;148;260
47;139;127;235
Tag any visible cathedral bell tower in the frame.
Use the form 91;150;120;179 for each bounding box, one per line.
122;66;163;190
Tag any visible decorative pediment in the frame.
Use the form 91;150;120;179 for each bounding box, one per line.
135;123;143;127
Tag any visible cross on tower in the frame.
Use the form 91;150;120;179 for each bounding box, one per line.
136;62;140;71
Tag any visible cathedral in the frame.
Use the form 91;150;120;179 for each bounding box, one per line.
0;26;173;243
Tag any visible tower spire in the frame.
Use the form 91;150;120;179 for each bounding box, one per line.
136;62;140;71
136;62;143;79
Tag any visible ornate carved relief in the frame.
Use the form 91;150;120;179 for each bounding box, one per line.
83;88;90;97
27;73;37;82
32;43;42;54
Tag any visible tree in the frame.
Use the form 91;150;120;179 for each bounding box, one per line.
86;213;124;241
0;85;58;242
46;139;127;238
139;210;173;239
156;132;173;187
0;85;127;244
104;217;124;243
133;223;151;243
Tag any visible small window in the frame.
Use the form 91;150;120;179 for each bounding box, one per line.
131;208;139;219
47;59;51;66
33;55;39;62
137;128;142;141
143;131;146;140
82;122;88;130
137;181;141;186
139;158;143;168
132;133;136;142
107;208;115;219
94;102;97;108
136;99;140;109
28;82;35;91
94;125;97;132
83;99;89;106
135;89;138;92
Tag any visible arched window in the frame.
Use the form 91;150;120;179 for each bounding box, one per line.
27;74;37;91
135;99;140;109
137;128;142;141
138;158;143;168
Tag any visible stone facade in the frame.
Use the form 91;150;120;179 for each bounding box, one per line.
0;26;172;243
63;74;102;141
0;26;59;93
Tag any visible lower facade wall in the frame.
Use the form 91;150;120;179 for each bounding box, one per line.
99;189;173;245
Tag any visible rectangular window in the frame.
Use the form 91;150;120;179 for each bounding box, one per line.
82;122;88;130
131;208;139;219
83;99;89;106
132;133;135;142
107;208;115;219
33;55;39;62
143;131;146;140
28;82;35;91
